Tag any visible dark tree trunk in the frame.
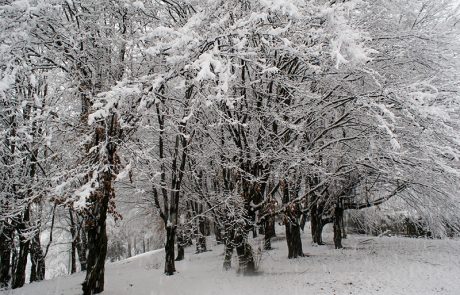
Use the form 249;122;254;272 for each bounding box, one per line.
164;226;176;275
235;232;256;274
333;207;344;249
30;232;45;282
311;201;324;245
315;221;325;246
223;242;234;270
215;222;223;244
223;219;234;270
235;233;255;274
195;217;207;253
82;177;110;295
264;217;275;250
76;224;87;272
69;208;77;274
12;239;30;289
300;212;308;231
70;240;77;274
175;230;184;261
12;207;31;289
0;223;13;288
285;221;304;259
310;196;317;243
251;213;257;238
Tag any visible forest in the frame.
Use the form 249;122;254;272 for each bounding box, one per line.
1;0;460;294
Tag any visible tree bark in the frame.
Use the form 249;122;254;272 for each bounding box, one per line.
215;222;223;244
235;233;255;274
69;208;77;274
333;206;344;249
195;217;207;253
286;221;304;258
223;219;234;270
264;217;275;250
30;231;45;282
12;206;31;289
76;223;88;272
175;230;184;261
164;226;176;275
82;171;111;295
311;200;325;245
0;223;13;288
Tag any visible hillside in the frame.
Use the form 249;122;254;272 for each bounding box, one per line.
4;231;460;295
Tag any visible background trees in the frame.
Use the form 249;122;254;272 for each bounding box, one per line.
1;0;460;293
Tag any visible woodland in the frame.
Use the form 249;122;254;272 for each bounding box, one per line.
1;0;460;294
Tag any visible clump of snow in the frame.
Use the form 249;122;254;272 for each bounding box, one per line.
259;0;301;17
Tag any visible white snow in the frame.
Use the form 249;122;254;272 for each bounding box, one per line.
5;229;460;295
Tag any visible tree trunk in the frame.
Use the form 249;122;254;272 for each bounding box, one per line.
333;207;344;249
195;217;207;253
223;219;234;270
223;242;234;270
311;201;324;245
175;230;184;261
76;224;87;272
70;239;77;274
315;221;325;246
235;233;255;274
264;217;275;250
69;208;77;274
285;222;304;258
0;223;13;288
30;232;45;282
12;207;31;289
215;222;223;244
127;237;132;258
82;175;110;295
164;226;176;275
310;200;317;243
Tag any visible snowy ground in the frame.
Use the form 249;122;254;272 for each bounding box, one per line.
4;229;460;295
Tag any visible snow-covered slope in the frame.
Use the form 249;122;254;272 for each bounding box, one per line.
4;232;460;295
